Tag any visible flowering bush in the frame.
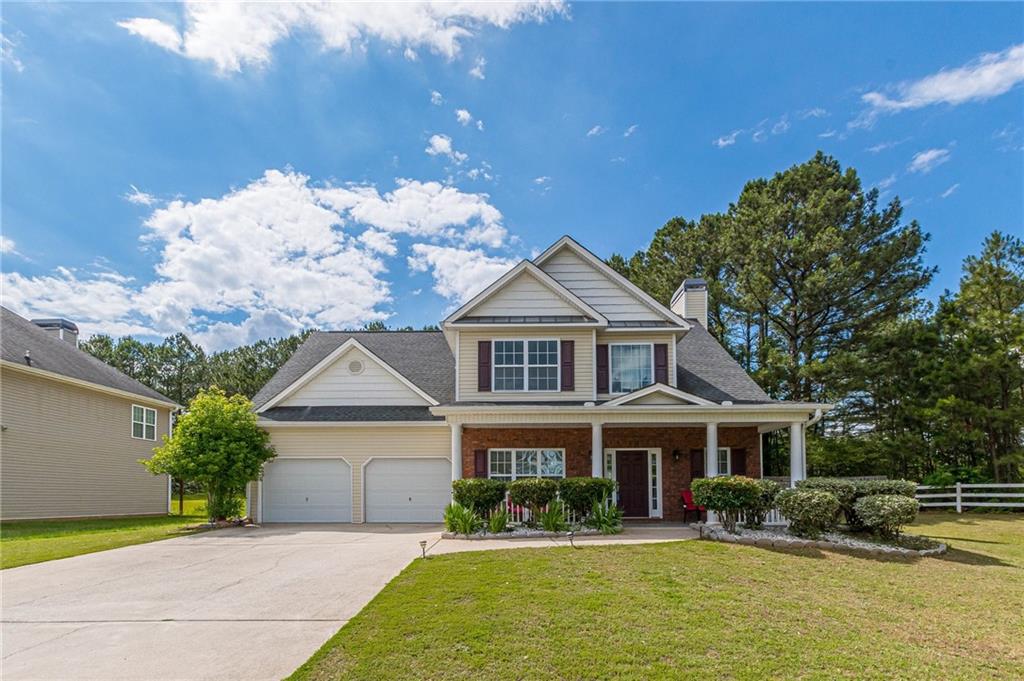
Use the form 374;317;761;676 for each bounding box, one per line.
743;479;782;529
775;489;839;538
691;476;761;533
797;478;857;525
854;494;920;538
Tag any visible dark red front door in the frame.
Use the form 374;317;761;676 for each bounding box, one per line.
616;451;649;518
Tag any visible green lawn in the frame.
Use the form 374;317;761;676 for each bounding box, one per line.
291;513;1024;680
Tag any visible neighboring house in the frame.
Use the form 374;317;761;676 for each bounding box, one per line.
249;236;830;523
0;307;177;520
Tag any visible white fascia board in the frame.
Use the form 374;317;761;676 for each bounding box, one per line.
257;420;446;428
430;402;832;415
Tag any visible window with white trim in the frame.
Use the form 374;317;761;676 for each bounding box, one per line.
493;340;559;392
610;344;653;393
650;453;659;512
488;449;565;480
132;405;157;441
717;447;731;475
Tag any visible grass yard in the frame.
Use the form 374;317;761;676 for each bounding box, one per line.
291;513;1024;680
1;509;207;569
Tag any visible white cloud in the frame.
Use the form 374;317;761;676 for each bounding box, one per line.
713;130;742;148
623;124;638;137
866;139;907;154
533;176;551;185
407;244;516;303
751;127;767;143
818;129;837;138
907;147;952;174
771;116;790;135
117;3;565;73
586;125;607;137
940;183;960;199
476;119;484;131
456;108;473;126
800;107;828;119
876;174;898;190
1;32;25;73
863;43;1024;114
1;236;16;254
124;184;157;206
403;46;418;61
2;170;512;349
469;56;487;79
424;134;468;164
430;90;443;106
993;124;1023;152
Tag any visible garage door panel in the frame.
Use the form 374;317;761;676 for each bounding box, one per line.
365;458;449;523
264;459;352;523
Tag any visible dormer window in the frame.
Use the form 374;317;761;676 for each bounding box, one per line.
493;339;559;392
610;343;653;394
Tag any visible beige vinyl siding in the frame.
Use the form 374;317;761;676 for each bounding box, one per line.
469;271;584;317
457;328;594;402
279;347;429;407
255;425;451;523
596;331;677;399
539;248;663;322
0;368;170;520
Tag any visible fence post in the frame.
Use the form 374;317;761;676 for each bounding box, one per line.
955;482;962;514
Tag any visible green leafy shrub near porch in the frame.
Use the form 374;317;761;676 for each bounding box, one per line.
856;479;918;499
444;502;483;535
452;478;507;515
508;478;558;517
797;478;857;525
775;489;839;539
743;479;782;529
558;477;616;516
539;500;569;532
585;495;623;534
854;494;920;539
691;476;761;533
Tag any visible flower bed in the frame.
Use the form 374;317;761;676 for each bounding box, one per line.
702;525;946;557
442;527;603;540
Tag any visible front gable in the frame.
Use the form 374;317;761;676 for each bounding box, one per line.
604;383;715;407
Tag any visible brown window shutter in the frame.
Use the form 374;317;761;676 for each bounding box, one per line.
474;449;488;478
478;340;491;392
689;449;705;480
654;344;669;384
730;448;747;476
596;344;609;393
560;340;575;391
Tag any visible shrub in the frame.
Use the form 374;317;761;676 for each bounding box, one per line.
508;478;559;519
207;493;244;521
691;476;761;533
585;495;623;534
488;507;510;534
854;495;920;539
856;479;918;499
775;488;840;539
797;478;857;525
443;502;483;535
452;478;507;515
538;499;569;532
558;477;617;517
921;469;956;487
743;479;781;529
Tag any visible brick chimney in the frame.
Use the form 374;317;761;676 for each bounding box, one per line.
670;278;707;328
31;318;79;347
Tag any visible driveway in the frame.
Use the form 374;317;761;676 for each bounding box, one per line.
1;524;442;681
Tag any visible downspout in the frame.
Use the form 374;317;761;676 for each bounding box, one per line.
801;408;824;479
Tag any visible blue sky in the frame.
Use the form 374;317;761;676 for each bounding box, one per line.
2;2;1022;349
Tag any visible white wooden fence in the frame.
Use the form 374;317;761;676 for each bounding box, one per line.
916;483;1024;512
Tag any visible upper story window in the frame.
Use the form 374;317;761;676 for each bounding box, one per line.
493;339;559;392
610;343;653;393
132;405;157;441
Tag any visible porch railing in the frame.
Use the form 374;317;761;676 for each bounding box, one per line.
493;490;610;527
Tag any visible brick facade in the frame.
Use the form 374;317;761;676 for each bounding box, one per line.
461;425;761;521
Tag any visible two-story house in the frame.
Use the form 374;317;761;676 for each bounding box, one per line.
247;236;829;523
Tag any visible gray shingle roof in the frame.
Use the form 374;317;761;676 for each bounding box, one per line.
0;306;175;404
675;321;771;403
252;331;455;409
260;406;442;422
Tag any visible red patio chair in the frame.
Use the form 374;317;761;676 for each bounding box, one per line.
681;489;705;523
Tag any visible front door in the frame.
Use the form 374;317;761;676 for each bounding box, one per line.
615;450;649;518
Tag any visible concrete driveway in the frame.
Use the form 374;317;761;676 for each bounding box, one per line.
1;524;442;681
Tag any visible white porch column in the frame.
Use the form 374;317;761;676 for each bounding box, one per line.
789;421;804;486
591;422;603;477
705;422;719;477
451;422;463;483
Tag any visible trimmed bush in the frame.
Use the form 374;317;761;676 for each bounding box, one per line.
452;478;507;515
443;502;483;535
743;479;782;529
854;494;920;539
691;476;761;533
855;479;918;499
797;478;857;525
776;489;840;539
558;477;617;516
508;478;559;519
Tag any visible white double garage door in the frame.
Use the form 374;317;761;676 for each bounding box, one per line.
262;457;451;523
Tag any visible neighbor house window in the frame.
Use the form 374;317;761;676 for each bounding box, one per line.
488;449;565;480
132;405;157;441
493;340;559;392
610;344;653;393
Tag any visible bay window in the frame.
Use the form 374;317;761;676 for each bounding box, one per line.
610;344;653;393
488;448;565;480
493;339;559;391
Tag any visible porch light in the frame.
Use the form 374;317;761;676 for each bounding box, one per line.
419;540;427;558
672;449;681;463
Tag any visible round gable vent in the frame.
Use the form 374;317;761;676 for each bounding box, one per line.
348;360;365;375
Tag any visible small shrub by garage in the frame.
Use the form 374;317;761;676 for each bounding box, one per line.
854;494;920;539
558;477;616;517
508;478;558;517
691;476;761;533
797;478;857;524
775;489;839;539
452;478;506;515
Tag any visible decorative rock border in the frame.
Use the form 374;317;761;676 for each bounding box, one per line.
442;527;605;540
701;526;947;557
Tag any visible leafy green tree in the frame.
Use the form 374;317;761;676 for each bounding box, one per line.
141;388;275;520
